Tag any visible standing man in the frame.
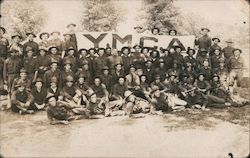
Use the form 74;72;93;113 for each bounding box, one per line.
3;49;23;92
23;32;39;57
0;27;9;59
222;38;234;59
195;27;212;58
38;32;50;49
49;31;63;55
9;34;23;58
66;23;78;50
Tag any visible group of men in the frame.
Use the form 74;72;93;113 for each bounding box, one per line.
0;24;248;124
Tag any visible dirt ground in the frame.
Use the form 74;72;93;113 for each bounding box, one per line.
0;105;249;158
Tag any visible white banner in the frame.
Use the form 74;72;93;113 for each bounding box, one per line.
75;32;195;51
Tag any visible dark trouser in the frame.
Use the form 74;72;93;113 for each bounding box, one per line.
206;95;226;108
7;74;17;92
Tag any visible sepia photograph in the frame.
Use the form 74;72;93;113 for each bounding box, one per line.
0;0;249;157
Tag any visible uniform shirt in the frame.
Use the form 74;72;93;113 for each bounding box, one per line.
143;67;154;83
228;56;244;69
122;56;133;74
154;67;167;81
11;89;33;104
125;73;140;89
211;55;221;69
49;38;63;52
209;43;220;57
47;87;62;100
38;40;50;49
198;66;213;80
111;70;125;85
183;56;198;68
91;84;107;98
75;69;91;84
47;102;70;120
222;46;234;59
49;54;62;67
23;40;39;56
195;35;211;51
196;55;211;68
62;41;77;52
62;85;76;100
112;83;128;98
75;82;90;95
88;99;105;115
23;57;38;74
194;80;211;91
100;74;113;93
172;53;184;67
31;87;47;105
0;37;9;58
164;55;173;70
87;56;96;77
37;55;51;69
9;43;23;57
3;56;23;79
94;56;109;75
150;81;165;90
61;70;74;85
63;55;77;72
213;67;228;77
43;69;62;88
108;56;123;70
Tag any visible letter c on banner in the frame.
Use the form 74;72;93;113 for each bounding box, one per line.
139;36;158;50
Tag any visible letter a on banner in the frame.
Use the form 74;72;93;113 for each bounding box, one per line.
167;38;186;50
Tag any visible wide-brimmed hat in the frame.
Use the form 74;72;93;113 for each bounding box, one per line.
151;27;160;34
232;48;242;54
78;48;88;53
50;31;60;35
187;48;196;55
0;27;6;34
66;75;74;82
39;32;49;39
19;68;27;74
48;45;59;52
212;37;220;42
133;44;141;49
26;32;36;38
34;78;43;83
168;29;177;35
38;46;48;52
150;49;160;58
11;34;22;40
201;27;210;32
66;23;76;28
121;46;131;53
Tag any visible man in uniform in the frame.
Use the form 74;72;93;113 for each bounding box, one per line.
63;46;77;72
23;46;38;81
62;33;77;58
3;49;23;92
91;77;109;102
108;48;123;73
209;37;221;57
222;38;234;59
30;78;47;111
0;27;9;59
94;48;109;76
23;32;39;57
151;27;160;35
195;27;212;58
49;31;63;55
38;32;50;49
126;65;140;91
43;61;62;88
37;46;51;79
66;23;78;50
9;34;23;58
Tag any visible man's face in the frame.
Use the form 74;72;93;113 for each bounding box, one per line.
214;50;220;55
65;64;71;70
83;64;89;70
103;69;109;75
48;97;57;107
203;61;209;67
78;78;84;84
140;76;146;82
175;48;181;53
41;35;49;40
68;50;74;56
35;82;43;89
98;50;105;56
136;69;143;76
90;94;97;103
20;72;27;79
90;50;95;56
128;95;135;102
199;75;204;81
65;35;71;41
234;50;240;57
112;49;118;56
159;63;164;68
18;86;25;92
66;81;73;87
50;82;57;88
28;35;34;41
68;25;75;31
152;29;159;35
51;63;58;70
80;50;87;57
27;51;33;57
155;78;160;83
118;78;125;85
169;48;175;54
94;78;101;86
123;49;129;56
13;37;21;43
214;39;219;44
146;62;152;67
227;42;233;47
134;46;140;52
130;68;135;74
39;50;46;56
202;29;208;35
116;64;122;71
142;49;148;55
169;30;176;36
51;48;57;54
213;77;219;82
154;90;161;97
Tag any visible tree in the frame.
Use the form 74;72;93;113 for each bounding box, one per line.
1;0;47;40
138;0;180;33
81;0;123;32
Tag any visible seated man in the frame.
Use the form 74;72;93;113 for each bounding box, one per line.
91;77;109;102
30;78;47;111
46;95;86;125
11;82;34;114
194;73;211;94
150;88;170;114
125;65;140;91
0;82;10;110
47;77;63;101
62;75;89;113
111;76;128;100
123;90;151;118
